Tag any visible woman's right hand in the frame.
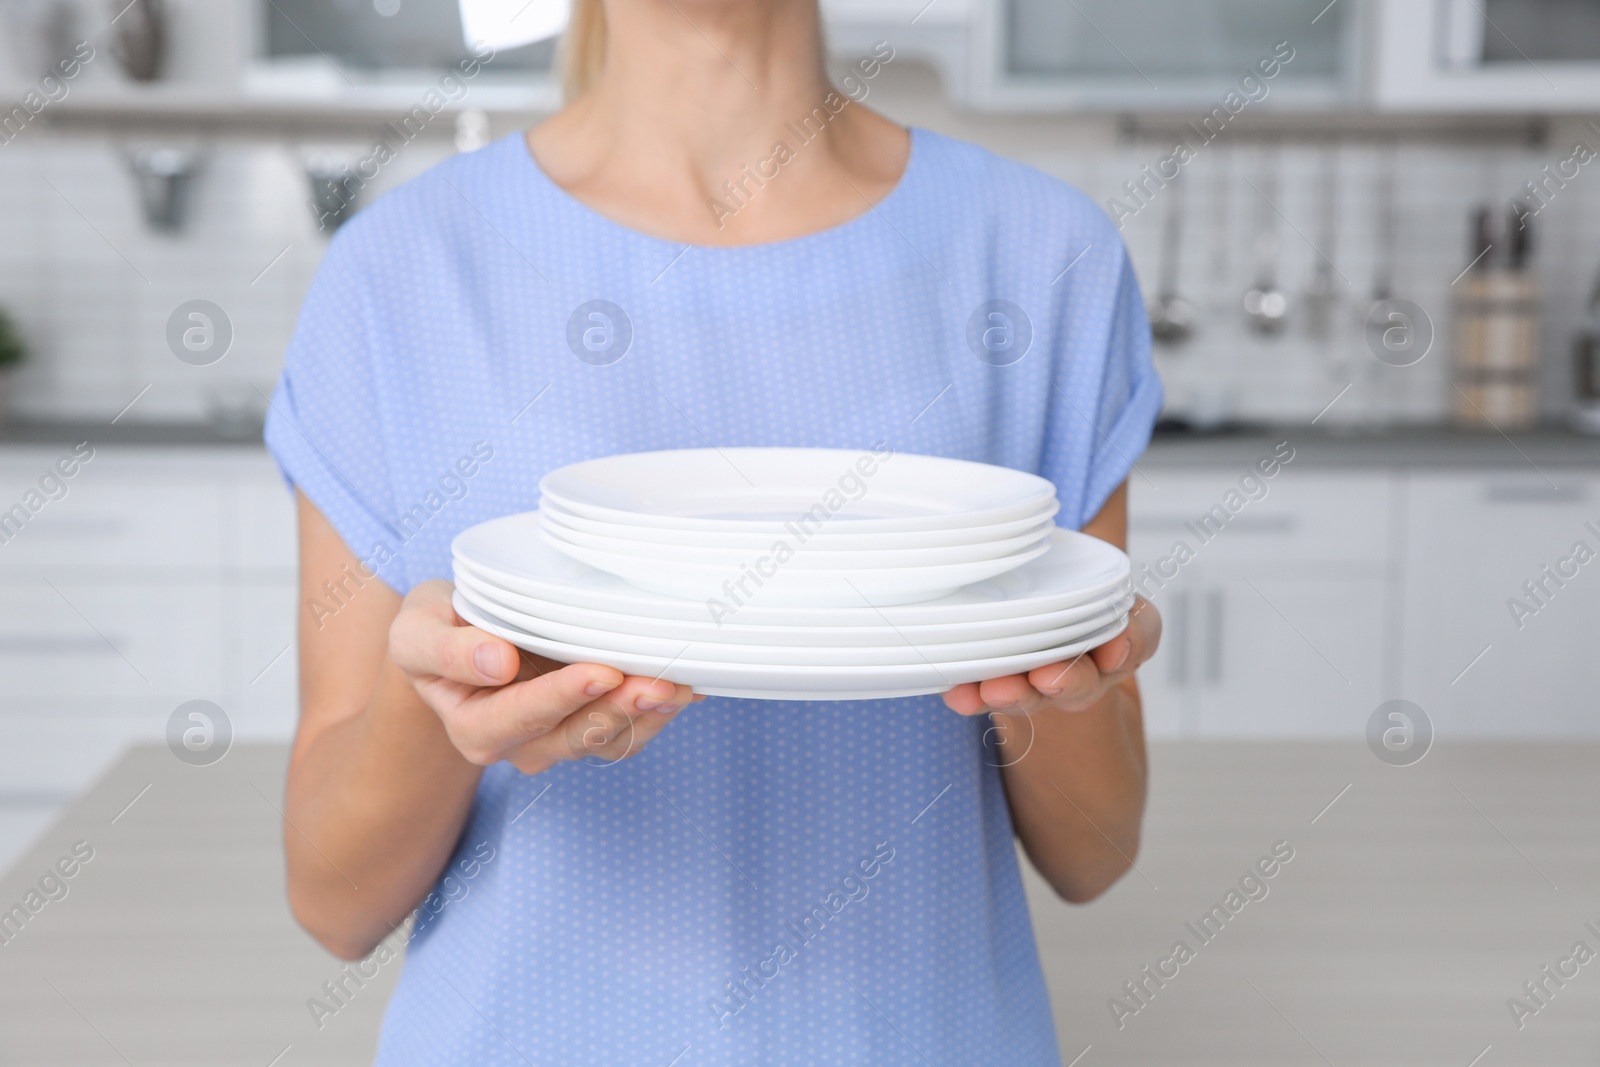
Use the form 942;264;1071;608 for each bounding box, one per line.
389;579;696;775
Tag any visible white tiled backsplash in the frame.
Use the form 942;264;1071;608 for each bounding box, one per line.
1;112;1597;426
0;133;455;422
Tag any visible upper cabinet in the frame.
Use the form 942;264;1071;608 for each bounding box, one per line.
829;0;1600;113
242;0;558;105
1372;0;1600;111
968;0;1367;110
33;0;1600;117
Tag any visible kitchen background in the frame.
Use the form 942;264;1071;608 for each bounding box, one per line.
0;1;1597;1065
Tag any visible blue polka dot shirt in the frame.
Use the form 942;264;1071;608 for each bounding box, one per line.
266;127;1161;1066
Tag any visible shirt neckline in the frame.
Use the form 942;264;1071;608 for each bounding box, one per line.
509;124;925;254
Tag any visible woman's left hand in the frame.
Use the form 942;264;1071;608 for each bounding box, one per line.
942;596;1162;716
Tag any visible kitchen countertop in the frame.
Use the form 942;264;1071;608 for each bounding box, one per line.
0;418;268;449
0;418;1597;467
1;740;1596;1065
1142;424;1600;470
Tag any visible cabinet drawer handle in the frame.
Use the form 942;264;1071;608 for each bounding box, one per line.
1168;591;1189;686
1134;515;1297;534
1204;589;1224;685
0;636;122;654
1483;483;1584;504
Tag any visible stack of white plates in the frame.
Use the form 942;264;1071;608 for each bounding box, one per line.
451;448;1133;700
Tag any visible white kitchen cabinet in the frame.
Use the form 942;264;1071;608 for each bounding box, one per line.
0;453;224;573
225;467;299;576
1398;473;1600;735
1372;0;1600;111
1130;567;1389;738
1194;571;1387;735
0;583;227;704
967;0;1365;111
0;447;301;810
1128;468;1395;738
232;583;300;741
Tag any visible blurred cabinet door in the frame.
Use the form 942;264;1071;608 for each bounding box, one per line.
977;0;1362;108
1129;465;1394;737
0;447;303;800
1399;474;1600;735
1374;0;1600;111
1193;571;1388;736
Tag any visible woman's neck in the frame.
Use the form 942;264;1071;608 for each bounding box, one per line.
527;0;909;246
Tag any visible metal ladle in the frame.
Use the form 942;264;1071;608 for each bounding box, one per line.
1302;145;1342;342
1243;145;1289;335
125;146;202;233
1149;171;1195;346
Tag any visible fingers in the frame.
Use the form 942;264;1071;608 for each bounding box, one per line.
390;580;519;686
942;682;987;716
467;672;694;770
445;662;624;762
1089;634;1133;674
502;675;694;772
978;673;1054;716
1122;597;1163;670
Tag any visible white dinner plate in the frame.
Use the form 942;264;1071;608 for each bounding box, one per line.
454;565;1134;647
452;521;1131;626
529;526;1051;607
535;512;1053;569
452;591;1130;701
539;448;1056;534
539;496;1062;550
456;581;1128;667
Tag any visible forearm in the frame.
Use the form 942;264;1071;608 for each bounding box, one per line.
285;658;484;959
995;677;1148;902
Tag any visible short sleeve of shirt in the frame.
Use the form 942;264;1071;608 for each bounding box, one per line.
264;229;407;594
1041;247;1163;528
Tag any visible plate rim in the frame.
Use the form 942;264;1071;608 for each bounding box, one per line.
538;447;1057;533
456;580;1130;665
452;589;1129;689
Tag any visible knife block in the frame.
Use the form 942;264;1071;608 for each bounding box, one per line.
1451;271;1541;430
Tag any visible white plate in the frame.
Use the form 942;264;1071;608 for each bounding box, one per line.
454;565;1134;646
533;527;1051;607
539;496;1062;549
539;448;1056;534
456;581;1128;667
452;591;1130;701
535;512;1053;569
452;522;1131;626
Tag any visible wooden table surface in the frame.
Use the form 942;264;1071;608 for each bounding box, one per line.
1;740;1596;1066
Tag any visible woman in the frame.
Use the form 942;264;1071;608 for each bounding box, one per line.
268;0;1163;1062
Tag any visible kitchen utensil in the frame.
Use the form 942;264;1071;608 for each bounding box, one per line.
109;0;166;81
305;157;362;232
1353;142;1405;428
1470;205;1496;275
1149;171;1195;346
1452;203;1540;430
125;147;202;233
204;382;267;439
452;589;1129;701
452;523;1131;627
1369;145;1399;308
1243;144;1289;335
2;0;72;80
1302;145;1342;341
538;448;1056;534
1570;259;1600;435
1507;199;1533;271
